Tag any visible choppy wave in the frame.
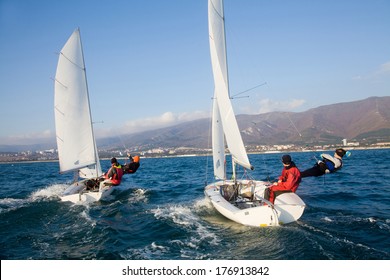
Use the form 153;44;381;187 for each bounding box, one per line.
0;184;66;214
0;197;29;214
127;188;149;204
152;203;220;242
30;184;67;200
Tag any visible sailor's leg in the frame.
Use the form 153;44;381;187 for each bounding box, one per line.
301;165;323;177
99;179;113;191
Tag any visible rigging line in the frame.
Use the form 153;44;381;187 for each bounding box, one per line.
311;154;326;185
108;127;130;159
230;82;267;99
304;155;318;165
286;112;302;137
115;132;131;164
106;125;127;151
117;133;128;152
230;96;249;100
314;154;327;186
262;156;272;183
73;171;79;184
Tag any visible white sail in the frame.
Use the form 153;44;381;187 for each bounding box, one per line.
205;0;305;227
54;29;102;178
208;0;252;171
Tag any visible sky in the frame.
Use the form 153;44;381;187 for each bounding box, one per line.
0;0;389;146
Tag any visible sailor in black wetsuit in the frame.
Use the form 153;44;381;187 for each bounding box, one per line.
123;154;140;174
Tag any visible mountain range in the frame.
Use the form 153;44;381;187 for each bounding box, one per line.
102;96;390;151
1;96;390;153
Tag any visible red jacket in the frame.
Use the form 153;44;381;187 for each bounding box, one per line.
104;165;123;186
273;163;301;192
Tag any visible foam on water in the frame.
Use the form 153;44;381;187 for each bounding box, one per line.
0;184;66;214
0;198;28;214
127;188;149;204
122;241;170;260
30;183;67;200
150;202;220;256
299;221;390;259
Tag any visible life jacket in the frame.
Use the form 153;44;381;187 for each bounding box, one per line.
323;158;343;173
105;164;123;185
321;154;343;173
333;160;343;172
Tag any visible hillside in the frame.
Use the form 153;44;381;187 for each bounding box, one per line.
1;96;389;153
103;96;390;150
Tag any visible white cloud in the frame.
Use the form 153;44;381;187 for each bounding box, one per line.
353;61;390;80
1;111;211;145
378;61;390;74
95;110;210;138
245;98;306;114
0;130;54;145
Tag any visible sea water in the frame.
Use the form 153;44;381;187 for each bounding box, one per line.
0;149;389;260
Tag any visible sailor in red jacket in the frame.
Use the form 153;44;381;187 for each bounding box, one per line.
265;155;301;204
101;157;124;187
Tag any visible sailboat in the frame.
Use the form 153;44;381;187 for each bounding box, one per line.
204;0;305;227
54;29;113;203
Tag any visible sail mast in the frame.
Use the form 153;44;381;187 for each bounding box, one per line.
77;28;101;178
221;1;231;100
221;1;238;181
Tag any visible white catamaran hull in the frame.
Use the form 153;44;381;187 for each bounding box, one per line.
60;180;114;203
205;180;305;227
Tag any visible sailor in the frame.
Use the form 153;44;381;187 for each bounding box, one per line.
123;153;140;174
301;148;348;178
101;157;124;187
264;155;301;204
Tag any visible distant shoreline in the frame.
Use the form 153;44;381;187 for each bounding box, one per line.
1;146;389;165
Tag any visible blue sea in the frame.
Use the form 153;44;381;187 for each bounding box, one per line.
1;149;389;260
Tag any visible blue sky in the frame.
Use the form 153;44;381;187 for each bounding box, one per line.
0;0;389;145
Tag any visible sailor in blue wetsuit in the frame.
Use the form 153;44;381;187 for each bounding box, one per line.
301;148;347;178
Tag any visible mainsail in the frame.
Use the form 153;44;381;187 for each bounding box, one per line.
208;0;253;177
54;29;102;178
